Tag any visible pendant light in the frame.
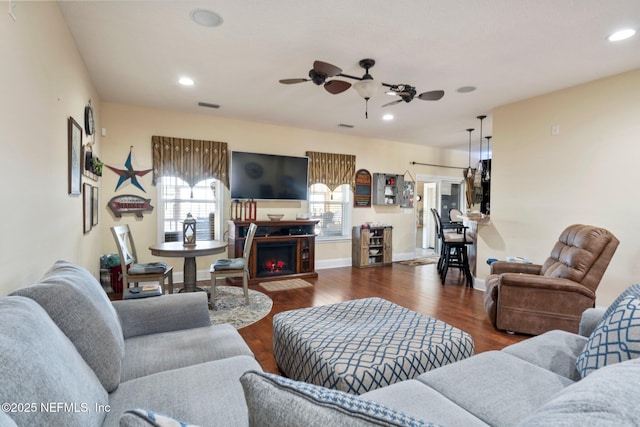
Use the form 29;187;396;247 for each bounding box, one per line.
484;136;492;181
464;128;475;209
477;116;486;170
466;128;474;178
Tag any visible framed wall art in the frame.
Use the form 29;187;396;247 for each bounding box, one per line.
91;185;99;226
68;117;82;195
83;183;92;233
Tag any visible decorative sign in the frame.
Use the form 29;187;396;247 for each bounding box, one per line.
108;195;154;218
354;169;372;208
400;180;415;208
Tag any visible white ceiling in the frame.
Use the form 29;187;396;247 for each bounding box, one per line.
58;0;640;150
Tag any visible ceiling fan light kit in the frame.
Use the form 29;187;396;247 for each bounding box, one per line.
279;58;445;119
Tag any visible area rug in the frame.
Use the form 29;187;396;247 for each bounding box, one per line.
208;286;273;329
396;256;440;267
259;278;313;292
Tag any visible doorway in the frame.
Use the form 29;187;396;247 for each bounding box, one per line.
414;174;465;258
415;182;437;256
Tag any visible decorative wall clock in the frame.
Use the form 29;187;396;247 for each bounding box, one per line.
84;102;95;136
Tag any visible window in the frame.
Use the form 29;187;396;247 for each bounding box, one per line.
157;176;222;242
308;183;352;239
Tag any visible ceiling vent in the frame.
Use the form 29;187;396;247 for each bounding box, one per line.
198;102;220;109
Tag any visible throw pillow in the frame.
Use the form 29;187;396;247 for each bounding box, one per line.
120;409;200;427
0;297;108;427
240;371;438;427
518;357;640;426
576;285;640;378
11;260;125;392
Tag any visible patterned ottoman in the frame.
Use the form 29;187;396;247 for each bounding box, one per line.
273;297;475;394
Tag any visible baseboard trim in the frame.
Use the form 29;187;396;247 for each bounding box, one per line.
182;261;488;290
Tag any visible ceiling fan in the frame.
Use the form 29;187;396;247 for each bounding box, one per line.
279;58;444;117
279;60;352;94
381;84;445;107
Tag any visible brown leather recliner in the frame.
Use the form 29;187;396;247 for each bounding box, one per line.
484;224;619;335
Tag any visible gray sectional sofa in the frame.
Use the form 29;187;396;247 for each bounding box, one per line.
241;286;640;426
2;260;639;426
0;261;261;426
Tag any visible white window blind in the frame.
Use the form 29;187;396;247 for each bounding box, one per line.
158;176;219;242
309;183;351;239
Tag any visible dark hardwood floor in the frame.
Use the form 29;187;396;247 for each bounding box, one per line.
233;261;528;374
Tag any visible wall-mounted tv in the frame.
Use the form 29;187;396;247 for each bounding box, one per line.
230;151;309;200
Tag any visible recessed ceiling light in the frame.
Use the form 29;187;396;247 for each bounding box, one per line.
607;28;636;42
457;86;476;93
179;77;194;86
382;114;394;121
190;9;223;27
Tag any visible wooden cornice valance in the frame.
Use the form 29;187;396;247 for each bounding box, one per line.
305;151;356;191
152;136;229;189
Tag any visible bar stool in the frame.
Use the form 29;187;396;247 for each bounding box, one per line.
430;209;473;287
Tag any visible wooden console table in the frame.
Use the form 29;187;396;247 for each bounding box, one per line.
227;220;319;284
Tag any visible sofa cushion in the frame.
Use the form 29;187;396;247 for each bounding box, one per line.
240;370;438;427
518;357;640;426
121;324;254;382
119;408;200;427
576;285;640;378
502;330;587;381
0;296;108;427
11;261;125;392
0;411;18;426
104;355;261;427
362;379;488;426
112;292;212;339
417;351;574;427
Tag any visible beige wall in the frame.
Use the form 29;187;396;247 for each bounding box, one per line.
0;2;102;295
477;68;640;305
6;2;635;306
100;103;469;280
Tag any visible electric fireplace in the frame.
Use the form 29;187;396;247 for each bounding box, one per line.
256;241;296;277
227;220;318;284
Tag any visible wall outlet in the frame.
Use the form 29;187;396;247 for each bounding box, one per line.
551;124;560;136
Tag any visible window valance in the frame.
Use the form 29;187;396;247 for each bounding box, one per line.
152;136;229;189
305;151;356;192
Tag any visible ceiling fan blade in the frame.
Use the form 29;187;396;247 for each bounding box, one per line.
418;90;445;101
279;78;310;84
324;80;351;94
381;99;403;107
314;60;342;77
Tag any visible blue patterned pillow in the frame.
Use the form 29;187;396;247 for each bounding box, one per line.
241;371;439;427
120;409;200;427
576;285;640;378
600;284;640;321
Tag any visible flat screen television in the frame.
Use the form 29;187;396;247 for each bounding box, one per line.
230;151;309;200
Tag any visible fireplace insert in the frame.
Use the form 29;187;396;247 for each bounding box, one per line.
256;240;297;278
